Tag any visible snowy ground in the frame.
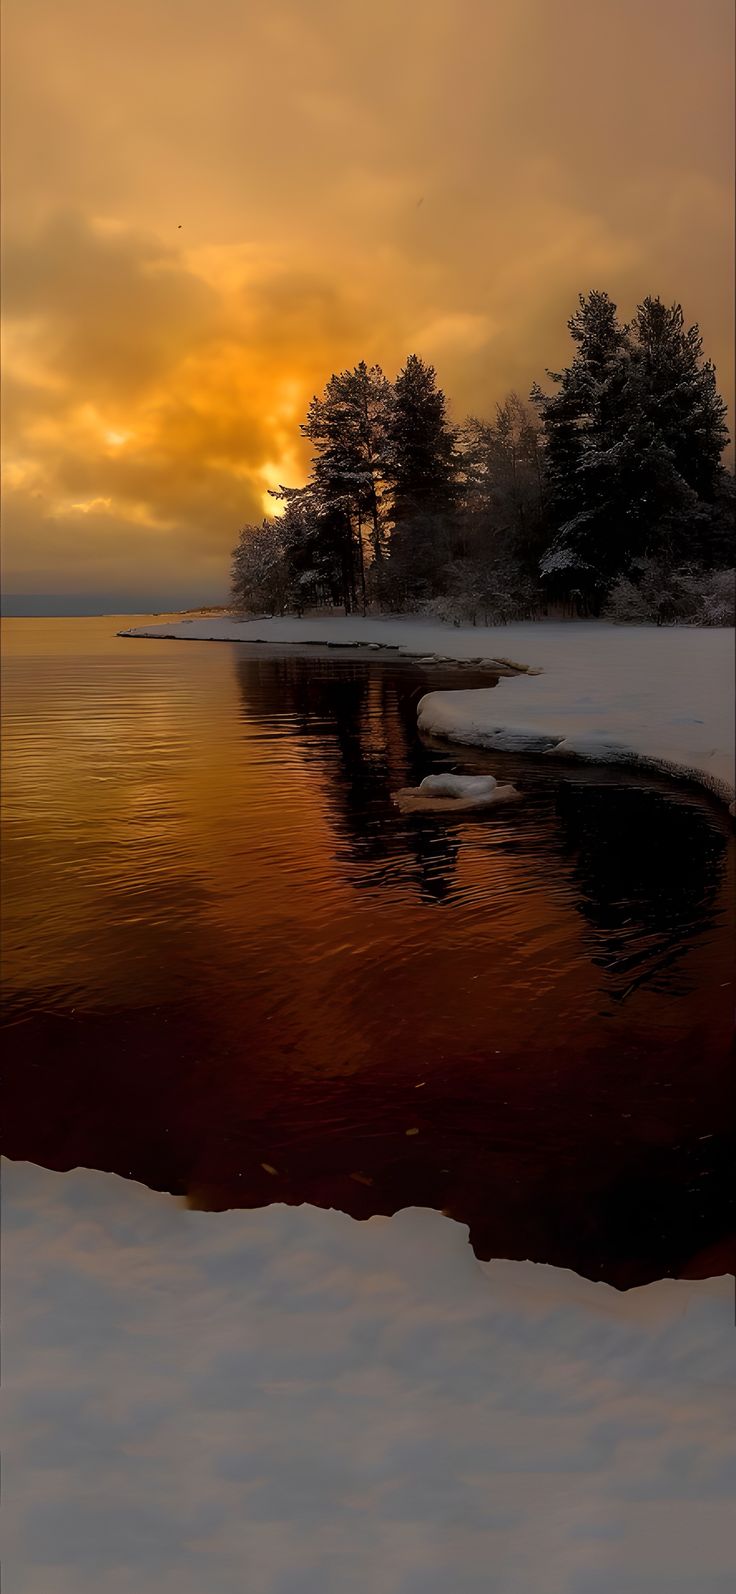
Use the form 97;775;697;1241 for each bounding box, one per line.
4;1159;735;1594
122;616;735;809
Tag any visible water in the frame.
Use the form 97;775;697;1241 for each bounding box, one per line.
2;617;734;1286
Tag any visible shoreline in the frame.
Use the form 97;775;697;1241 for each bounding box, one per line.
120;616;736;812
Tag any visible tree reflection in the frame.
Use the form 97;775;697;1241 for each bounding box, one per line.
233;650;730;983
551;779;729;998
232;651;471;903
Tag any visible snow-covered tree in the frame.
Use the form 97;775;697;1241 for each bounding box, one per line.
271;486;357;612
425;552;541;626
232;304;730;621
631;297;729;502
534;291;731;608
627;297;731;565
230;520;289;614
605;560;735;627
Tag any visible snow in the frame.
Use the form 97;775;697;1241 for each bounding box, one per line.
539;540;592;576
121;616;735;810
4;1158;735;1594
418;773;498;796
393;771;521;813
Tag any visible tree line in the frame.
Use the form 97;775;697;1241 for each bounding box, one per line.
231;291;733;623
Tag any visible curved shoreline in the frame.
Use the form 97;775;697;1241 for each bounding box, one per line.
417;691;736;813
121;616;735;813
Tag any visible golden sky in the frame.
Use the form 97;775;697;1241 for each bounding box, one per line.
2;0;733;610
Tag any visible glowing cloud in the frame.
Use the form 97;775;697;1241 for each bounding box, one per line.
2;0;733;607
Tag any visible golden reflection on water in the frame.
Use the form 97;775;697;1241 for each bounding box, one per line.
2;618;734;1284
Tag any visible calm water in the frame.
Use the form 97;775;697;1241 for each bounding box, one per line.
2;617;734;1285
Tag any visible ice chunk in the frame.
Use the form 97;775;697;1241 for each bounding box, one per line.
418;773;497;798
393;772;520;813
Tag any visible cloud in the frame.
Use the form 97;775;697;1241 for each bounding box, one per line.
2;0;733;605
2;218;378;598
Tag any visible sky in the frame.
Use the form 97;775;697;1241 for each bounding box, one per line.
2;0;734;613
5;1158;735;1594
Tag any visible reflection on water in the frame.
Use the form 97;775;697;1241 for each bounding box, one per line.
2;618;734;1286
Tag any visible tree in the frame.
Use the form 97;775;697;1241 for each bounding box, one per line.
384;354;459;603
533;290;731;608
605;560;735;627
533;290;632;607
232;306;730;621
301;362;392;605
631;297;729;502
627;297;731;565
230;520;289;614
458;393;545;573
271;486;357;612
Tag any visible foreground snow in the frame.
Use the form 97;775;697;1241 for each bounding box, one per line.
122;616;735;809
4;1159;735;1594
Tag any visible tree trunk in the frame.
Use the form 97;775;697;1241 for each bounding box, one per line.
356;509;367;614
370;487;383;563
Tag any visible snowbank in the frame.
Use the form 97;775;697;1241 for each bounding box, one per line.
4;1159;735;1594
121;616;735;809
417;624;735;812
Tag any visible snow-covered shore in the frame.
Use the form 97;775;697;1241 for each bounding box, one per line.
5;1160;735;1594
121;616;735;810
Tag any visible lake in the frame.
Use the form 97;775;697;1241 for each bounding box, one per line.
2;616;734;1286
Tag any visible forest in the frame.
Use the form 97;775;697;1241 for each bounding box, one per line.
231;291;734;625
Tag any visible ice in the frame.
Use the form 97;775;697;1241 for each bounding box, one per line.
393;771;520;813
419;773;497;796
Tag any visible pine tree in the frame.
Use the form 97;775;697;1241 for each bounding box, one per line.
385;354;458;603
534;291;632;607
535;291;731;607
631;298;729;500
628;298;731;564
301;362;392;597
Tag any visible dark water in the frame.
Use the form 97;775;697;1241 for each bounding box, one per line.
2;617;734;1286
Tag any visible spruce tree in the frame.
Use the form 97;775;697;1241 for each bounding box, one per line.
385;354;458;602
301;362;391;580
631;297;729;500
534;291;631;607
535;291;731;606
628;298;731;564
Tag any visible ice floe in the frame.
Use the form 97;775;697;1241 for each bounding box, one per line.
393;771;520;813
